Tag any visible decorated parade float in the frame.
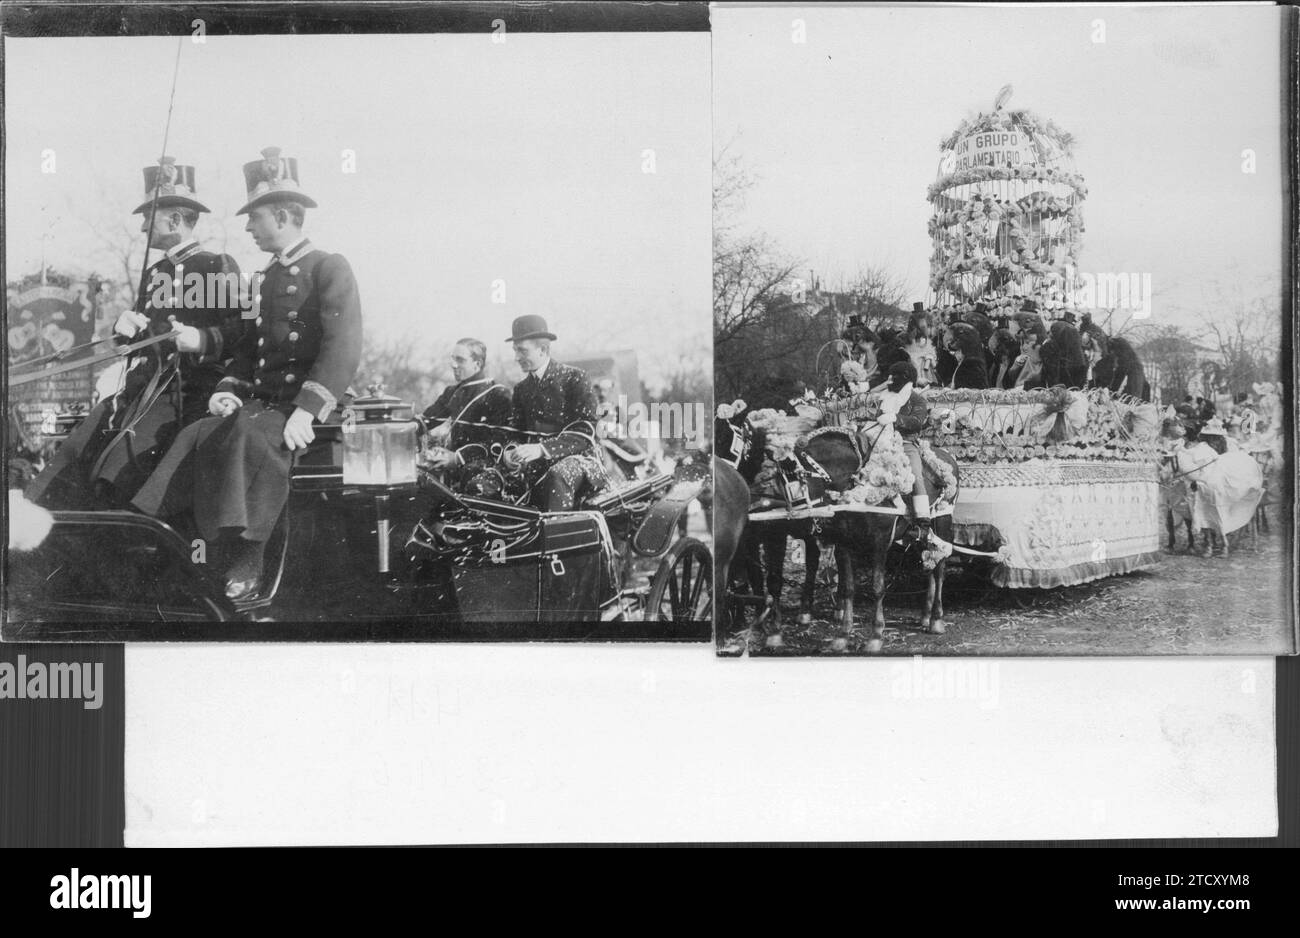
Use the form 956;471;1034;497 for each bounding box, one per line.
815;88;1164;587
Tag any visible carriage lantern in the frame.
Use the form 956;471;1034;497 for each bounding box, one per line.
342;387;422;575
341;387;420;487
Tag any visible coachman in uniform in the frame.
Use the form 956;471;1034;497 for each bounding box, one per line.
132;147;362;600
502;316;606;511
27;157;243;509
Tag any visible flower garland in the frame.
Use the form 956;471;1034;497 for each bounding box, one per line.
929;195;1082;230
916;439;958;501
837;426;915;507
920;534;953;571
927;164;1088;203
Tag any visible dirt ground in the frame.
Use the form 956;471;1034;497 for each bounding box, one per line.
720;518;1293;657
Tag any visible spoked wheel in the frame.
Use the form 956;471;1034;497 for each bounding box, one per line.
645;536;712;622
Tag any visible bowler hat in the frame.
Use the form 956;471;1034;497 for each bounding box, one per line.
506;315;557;343
132;156;210;215
237;147;318;215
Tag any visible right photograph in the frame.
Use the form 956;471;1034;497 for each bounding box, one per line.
712;4;1293;656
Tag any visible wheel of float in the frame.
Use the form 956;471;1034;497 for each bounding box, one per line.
645;536;712;622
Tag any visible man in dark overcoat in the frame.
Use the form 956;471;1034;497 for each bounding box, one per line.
28;156;243;508
501;316;605;511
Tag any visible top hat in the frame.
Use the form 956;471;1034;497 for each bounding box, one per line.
132;156;210;215
237;147;318;215
1061;310;1078;324
912;302;926;314
1020;298;1038;313
506;315;557;343
974;301;989;315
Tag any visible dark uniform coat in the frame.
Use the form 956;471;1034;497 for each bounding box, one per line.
27;239;243;509
132;238;362;544
508;359;603;510
509;360;598;459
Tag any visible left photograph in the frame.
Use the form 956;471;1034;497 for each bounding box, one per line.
4;26;713;641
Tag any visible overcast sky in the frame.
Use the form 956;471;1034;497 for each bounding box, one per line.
712;4;1286;328
6;32;711;391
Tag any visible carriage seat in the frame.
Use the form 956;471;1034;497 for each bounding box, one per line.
289;421;346;490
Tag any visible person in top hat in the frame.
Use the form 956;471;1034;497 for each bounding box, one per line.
132;147;362;601
902;306;939;388
27;156;244;510
420;337;512;475
503;315;603;511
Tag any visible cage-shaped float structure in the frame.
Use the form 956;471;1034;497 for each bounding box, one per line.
927;86;1087;316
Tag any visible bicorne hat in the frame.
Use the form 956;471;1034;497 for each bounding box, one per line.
132;156;210;215
506;315;557;343
237;147;318;215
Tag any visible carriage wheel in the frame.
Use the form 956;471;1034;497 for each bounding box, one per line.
645;537;712;622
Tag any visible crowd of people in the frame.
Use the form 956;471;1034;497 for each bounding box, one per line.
836;298;1149;400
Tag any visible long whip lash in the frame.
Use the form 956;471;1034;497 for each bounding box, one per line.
108;36;185;422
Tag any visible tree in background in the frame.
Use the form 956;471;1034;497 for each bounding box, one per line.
712;141;802;401
1129;323;1203;404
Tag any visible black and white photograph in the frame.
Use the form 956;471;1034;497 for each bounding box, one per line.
3;16;713;640
712;4;1293;655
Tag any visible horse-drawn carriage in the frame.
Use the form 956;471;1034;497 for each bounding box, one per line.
7;391;712;629
717;384;1166;652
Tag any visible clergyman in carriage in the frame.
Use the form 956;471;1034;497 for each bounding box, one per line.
420;337;512;480
501;315;607;511
26;157;244;510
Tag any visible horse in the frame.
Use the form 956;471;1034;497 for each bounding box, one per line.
714;416;823;636
801;425;961;653
713;456;760;640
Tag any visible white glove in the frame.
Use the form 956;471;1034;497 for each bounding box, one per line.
209;391;243;417
166;316;204;353
114;310;149;338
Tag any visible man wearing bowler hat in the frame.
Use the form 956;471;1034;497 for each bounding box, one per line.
132;147;362;601
28;156;244;509
503;315;604;511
